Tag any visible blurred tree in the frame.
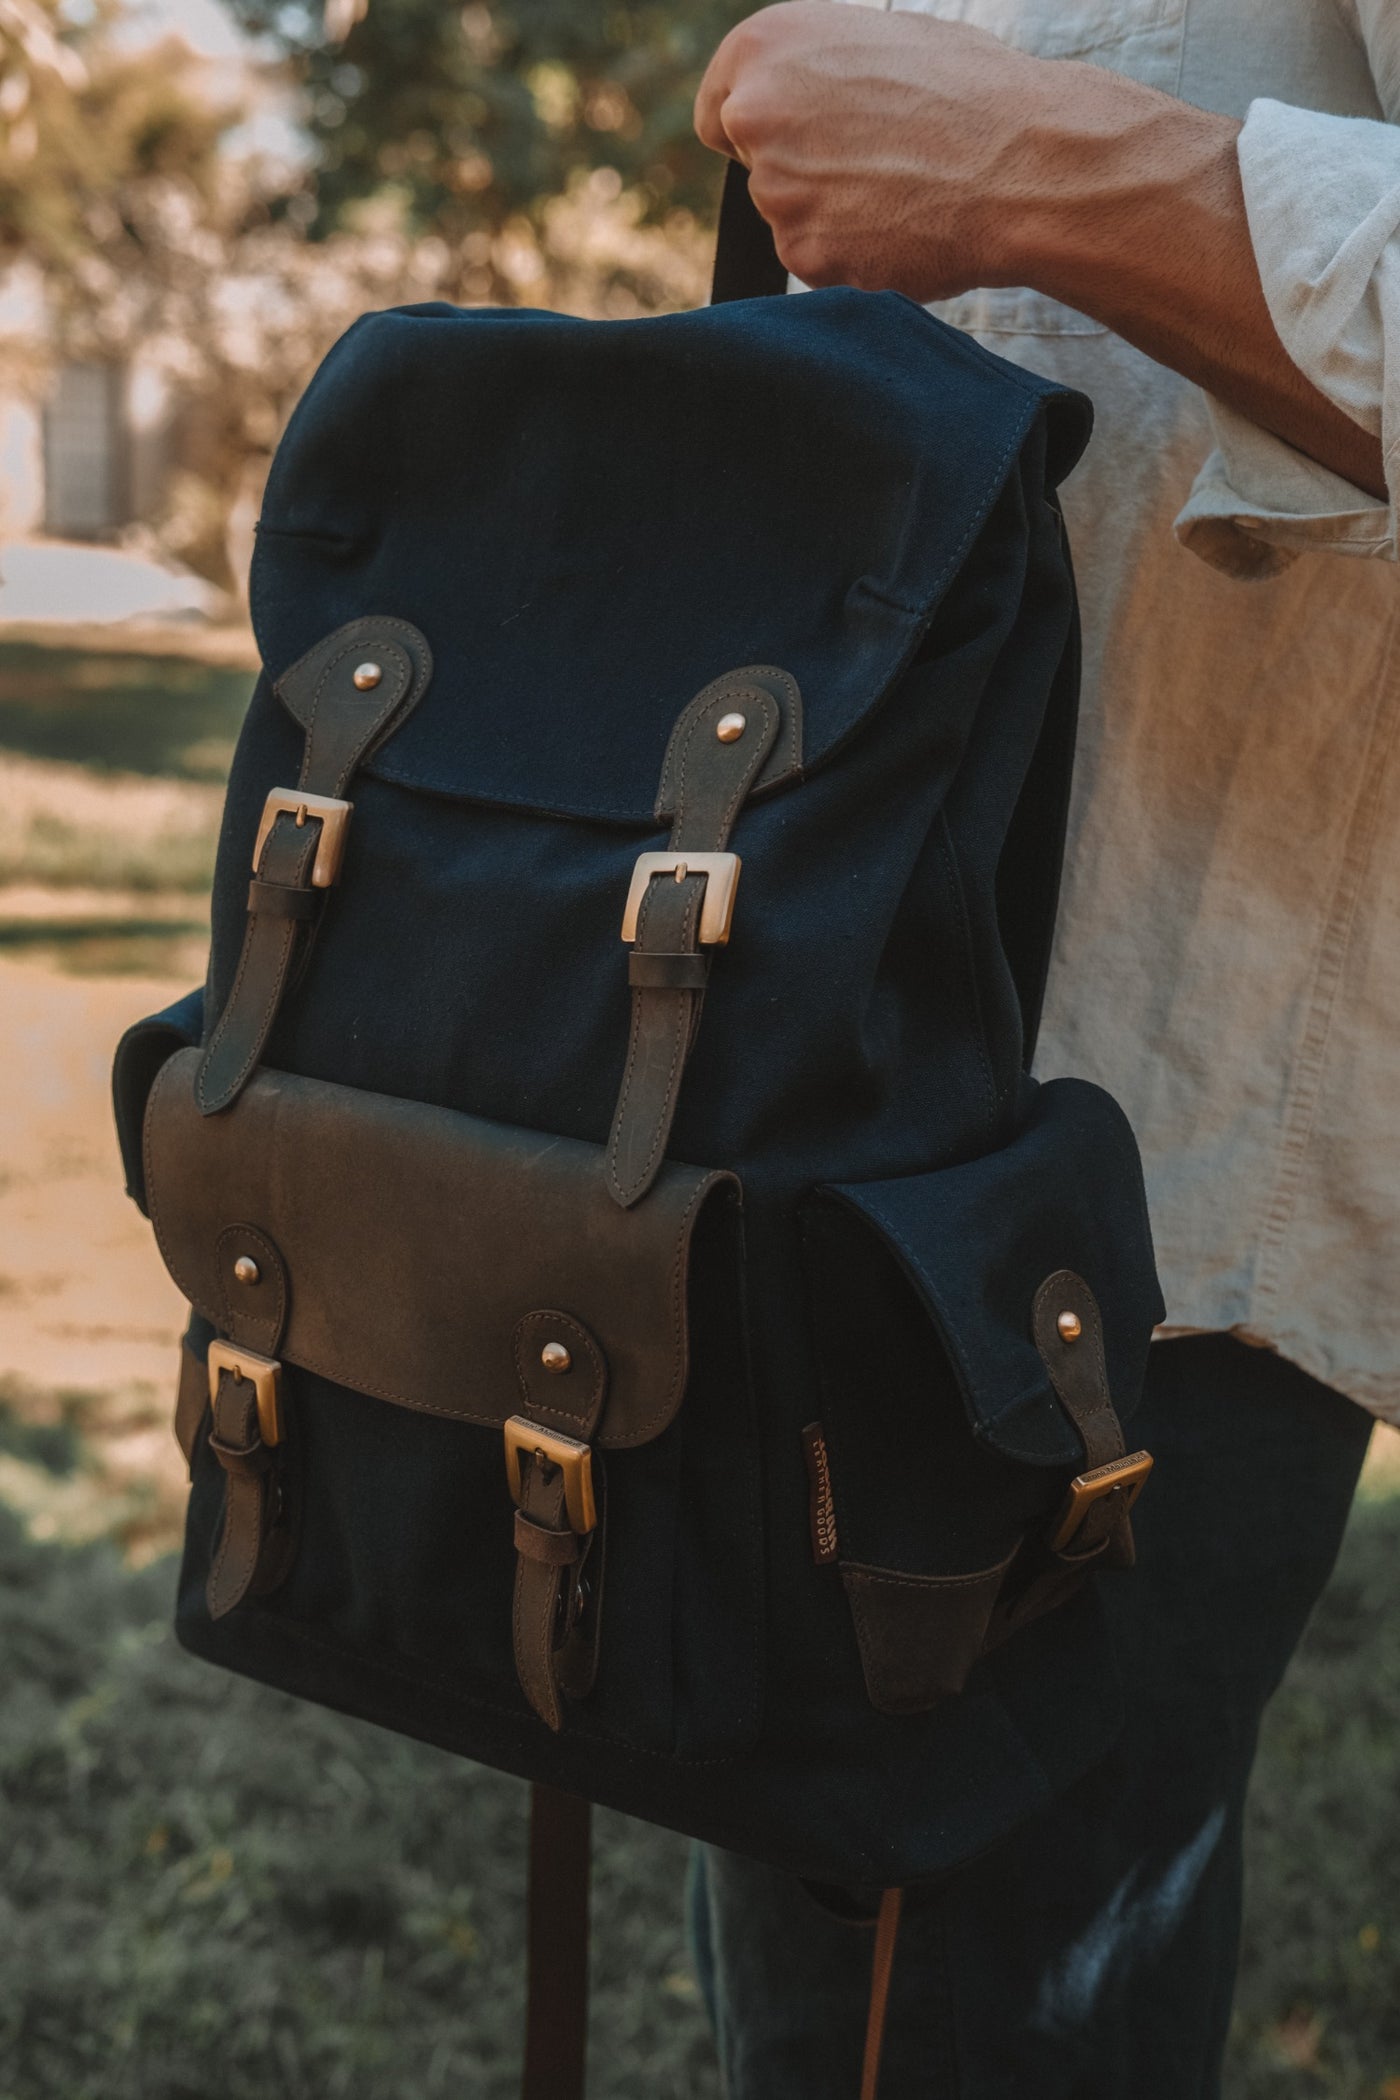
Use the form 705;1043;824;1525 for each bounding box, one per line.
226;0;751;243
0;0;235;338
0;0;735;588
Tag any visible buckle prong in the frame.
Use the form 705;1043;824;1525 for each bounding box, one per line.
254;789;353;888
622;850;740;946
207;1342;283;1447
504;1416;597;1534
1050;1449;1153;1553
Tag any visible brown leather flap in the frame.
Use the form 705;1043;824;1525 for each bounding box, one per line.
143;1048;737;1449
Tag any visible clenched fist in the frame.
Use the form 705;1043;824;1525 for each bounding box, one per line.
694;1;1060;301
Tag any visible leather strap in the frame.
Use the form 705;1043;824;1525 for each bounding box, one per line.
522;1784;591;2100
985;1273;1145;1647
206;1370;282;1619
195;620;431;1116
511;1312;608;1731
205;1226;296;1620
606;668;794;1210
710;158;789;305
1031;1269;1136;1566
860;1888;904;2100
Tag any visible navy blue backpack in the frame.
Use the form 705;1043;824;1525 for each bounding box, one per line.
114;169;1163;2096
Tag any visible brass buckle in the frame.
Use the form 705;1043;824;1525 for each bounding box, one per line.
253;789;353;889
503;1416;597;1534
621;851;740;947
1050;1449;1153;1553
207;1341;283;1447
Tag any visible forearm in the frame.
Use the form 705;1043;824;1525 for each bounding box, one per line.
696;5;1389;502
1010;68;1387;500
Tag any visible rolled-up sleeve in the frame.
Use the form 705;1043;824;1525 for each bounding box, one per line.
1176;98;1400;579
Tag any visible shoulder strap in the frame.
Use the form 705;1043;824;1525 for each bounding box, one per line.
710;159;789;304
522;1785;591;2100
195;618;431;1116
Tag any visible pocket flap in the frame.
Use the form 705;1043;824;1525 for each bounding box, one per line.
818;1078;1163;1466
143;1048;737;1448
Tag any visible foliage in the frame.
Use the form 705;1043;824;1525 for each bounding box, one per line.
0;0;238;345
227;0;751;247
0;0;731;584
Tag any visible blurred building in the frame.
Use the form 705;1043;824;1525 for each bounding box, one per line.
0;312;179;542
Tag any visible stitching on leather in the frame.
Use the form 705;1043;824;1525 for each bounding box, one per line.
195;819;316;1111
1032;1271;1117;1438
658;667;799;814
274;615;429;729
302;638;411;797
208;1396;261;1616
842;1551;1017;1594
672;687;777;846
512;1479;564;1730
214;916;300;1104
512;1311;605;1429
161;1226;724;1443
152;1053;731;1449
606;878;702;1205
215;1223;286;1352
194;884;271;1111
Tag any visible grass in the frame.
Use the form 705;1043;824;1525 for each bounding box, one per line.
0;1497;715;2100
0;640;253;783
0;639;237;970
1228;1473;1400;2098
0;1444;1396;2098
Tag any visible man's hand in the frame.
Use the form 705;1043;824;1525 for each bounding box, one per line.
695;1;1387;500
695;1;1042;302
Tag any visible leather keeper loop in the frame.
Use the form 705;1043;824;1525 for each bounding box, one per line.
208;1431;277;1479
246;877;323;921
627;950;712;991
515;1511;583;1566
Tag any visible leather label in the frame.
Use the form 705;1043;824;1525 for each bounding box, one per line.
802;1422;839;1565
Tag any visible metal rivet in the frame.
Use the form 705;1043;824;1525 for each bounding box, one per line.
233;1256;261;1287
352;661;383;691
540;1342;572;1374
716;711;747;743
1057;1311;1082;1343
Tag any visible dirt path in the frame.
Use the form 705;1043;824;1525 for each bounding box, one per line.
1;952;191;1547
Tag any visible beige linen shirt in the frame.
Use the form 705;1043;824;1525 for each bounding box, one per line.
830;0;1400;1419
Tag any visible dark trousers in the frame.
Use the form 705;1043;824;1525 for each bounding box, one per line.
690;1335;1373;2100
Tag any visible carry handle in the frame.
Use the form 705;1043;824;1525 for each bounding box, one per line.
710;157;790;304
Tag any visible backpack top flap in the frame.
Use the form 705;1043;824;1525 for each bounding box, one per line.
249;288;1091;826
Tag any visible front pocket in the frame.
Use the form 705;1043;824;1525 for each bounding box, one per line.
801;1076;1163;1711
146;1048;762;1758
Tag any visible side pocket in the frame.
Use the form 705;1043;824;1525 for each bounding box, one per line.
112;987;204;1213
802;1077;1163;1714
